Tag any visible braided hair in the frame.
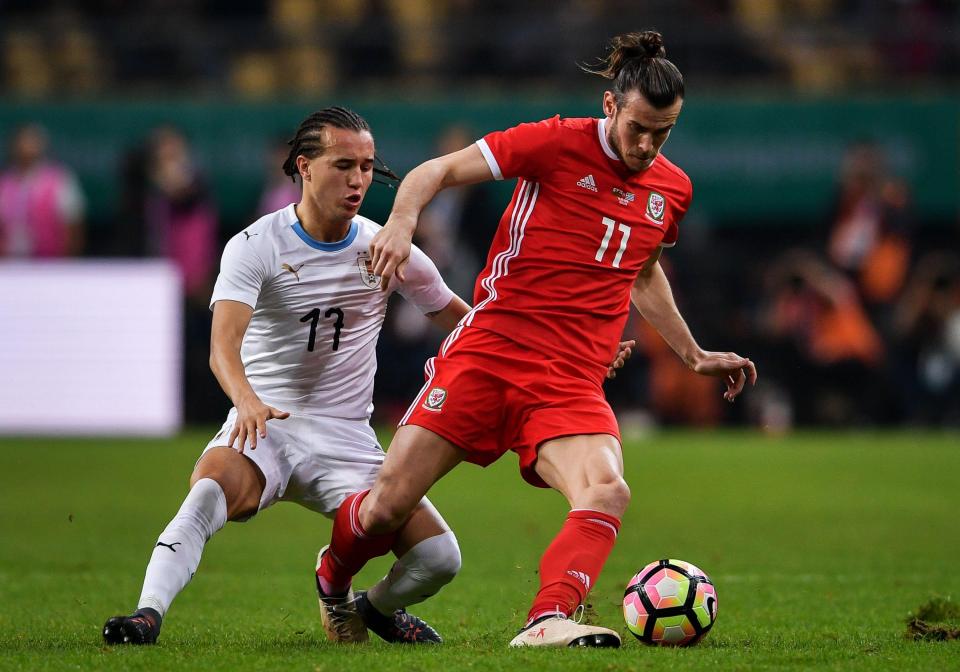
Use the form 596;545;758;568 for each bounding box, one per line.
583;31;684;108
282;106;400;186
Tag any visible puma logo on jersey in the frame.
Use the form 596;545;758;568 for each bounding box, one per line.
243;231;259;240
156;541;182;553
566;570;591;590
282;262;305;282
577;174;598;192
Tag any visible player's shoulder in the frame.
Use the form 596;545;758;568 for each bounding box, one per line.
557;116;597;134
228;204;297;256
651;153;692;191
239;203;297;240
351;214;383;245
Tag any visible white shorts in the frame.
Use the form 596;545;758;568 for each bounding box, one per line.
203;409;386;517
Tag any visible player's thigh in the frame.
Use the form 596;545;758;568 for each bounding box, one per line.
362;425;465;532
534;433;629;513
392;498;452;557
191;447;266;520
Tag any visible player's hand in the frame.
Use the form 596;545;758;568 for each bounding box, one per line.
370;218;414;290
691;351;757;402
229;395;290;453
606;340;636;379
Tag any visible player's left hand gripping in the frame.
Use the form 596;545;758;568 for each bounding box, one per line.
691;352;757;402
229;398;290;453
370;223;412;290
606;340;636;379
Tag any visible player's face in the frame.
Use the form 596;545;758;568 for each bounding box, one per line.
603;90;683;172
302;127;375;222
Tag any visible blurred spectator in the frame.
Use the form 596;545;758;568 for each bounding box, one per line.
145;125;218;302
0;124;85;258
373;123;499;425
142;125;221;423
415;124;487;298
892;253;960;426
826;141;912;308
633;318;723;427
257;136;301;217
760;250;885;425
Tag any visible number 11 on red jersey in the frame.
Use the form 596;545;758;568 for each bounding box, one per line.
595;217;632;268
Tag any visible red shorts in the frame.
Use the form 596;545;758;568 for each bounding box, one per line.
400;327;620;488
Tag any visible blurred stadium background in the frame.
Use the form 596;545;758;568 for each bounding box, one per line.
1;0;959;436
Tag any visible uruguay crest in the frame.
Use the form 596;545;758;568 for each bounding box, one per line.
422;387;447;412
646;191;665;223
357;252;380;289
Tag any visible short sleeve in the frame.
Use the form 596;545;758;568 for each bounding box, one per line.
210;234;268;310
660;180;693;249
476;115;561;182
395;244;455;314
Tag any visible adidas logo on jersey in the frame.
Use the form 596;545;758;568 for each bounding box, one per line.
566;570;591;590
576;174;598;192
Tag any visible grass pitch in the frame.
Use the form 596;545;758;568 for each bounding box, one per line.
1;429;958;671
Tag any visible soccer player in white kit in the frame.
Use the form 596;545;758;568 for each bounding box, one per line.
103;108;471;646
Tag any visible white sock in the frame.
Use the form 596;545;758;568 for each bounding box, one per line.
366;531;461;615
136;478;228;617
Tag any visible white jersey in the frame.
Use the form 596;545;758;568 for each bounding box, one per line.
210;204;454;420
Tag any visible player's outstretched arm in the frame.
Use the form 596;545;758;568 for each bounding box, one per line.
631;259;756;401
425;295;472;332
210;300;290;452
371;144;494;290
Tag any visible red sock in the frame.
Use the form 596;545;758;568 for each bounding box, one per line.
526;509;621;623
316;490;398;594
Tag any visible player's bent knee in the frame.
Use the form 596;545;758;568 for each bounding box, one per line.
583;477;631;518
421;530;461;584
191;448;264;521
361;493;411;534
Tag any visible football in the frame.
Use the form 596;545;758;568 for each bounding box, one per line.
622;559;718;646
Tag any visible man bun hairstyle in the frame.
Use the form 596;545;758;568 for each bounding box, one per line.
282;106;371;181
584;30;684;108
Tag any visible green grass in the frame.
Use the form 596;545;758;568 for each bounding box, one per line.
1;430;959;670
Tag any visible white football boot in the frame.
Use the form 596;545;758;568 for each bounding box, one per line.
315;546;369;643
508;610;621;648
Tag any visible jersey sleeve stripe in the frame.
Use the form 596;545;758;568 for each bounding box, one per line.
399;357;437;426
462;180;538;328
658;241;677;248
476;138;504;181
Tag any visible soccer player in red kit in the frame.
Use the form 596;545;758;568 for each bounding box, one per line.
315;31;757;647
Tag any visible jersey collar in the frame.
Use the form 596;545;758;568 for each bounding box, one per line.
291;218;359;252
597;117;620;161
597;117;659;172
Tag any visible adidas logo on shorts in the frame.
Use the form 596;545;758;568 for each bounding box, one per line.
577;174;598;192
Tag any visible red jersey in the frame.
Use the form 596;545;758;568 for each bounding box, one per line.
458;115;693;380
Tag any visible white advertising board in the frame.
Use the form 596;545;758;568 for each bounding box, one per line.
0;260;182;436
